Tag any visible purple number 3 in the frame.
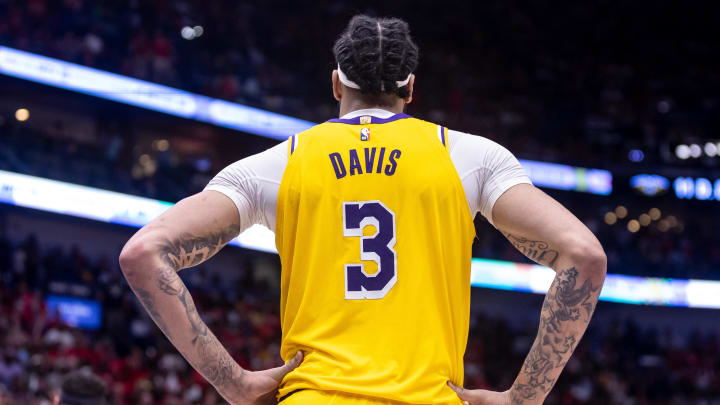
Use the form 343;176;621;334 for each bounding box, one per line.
342;201;397;299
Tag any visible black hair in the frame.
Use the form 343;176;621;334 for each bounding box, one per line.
60;371;108;405
333;15;419;106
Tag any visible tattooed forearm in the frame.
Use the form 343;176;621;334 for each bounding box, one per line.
120;213;243;397
177;288;209;344
511;267;600;404
179;289;240;389
155;263;244;393
193;333;240;387
159;225;238;271
503;233;560;268
157;266;185;295
134;287;172;339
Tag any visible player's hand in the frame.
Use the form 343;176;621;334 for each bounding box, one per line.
222;351;304;405
447;382;514;405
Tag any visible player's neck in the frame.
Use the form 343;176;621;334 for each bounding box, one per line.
338;99;405;118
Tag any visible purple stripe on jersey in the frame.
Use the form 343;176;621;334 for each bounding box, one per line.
290;135;296;154
441;126;446;146
326;113;412;125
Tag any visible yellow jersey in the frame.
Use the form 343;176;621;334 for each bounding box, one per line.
275;113;475;404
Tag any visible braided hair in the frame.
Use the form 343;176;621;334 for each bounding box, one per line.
333;15;419;105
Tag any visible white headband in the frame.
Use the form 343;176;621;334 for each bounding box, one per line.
337;64;412;90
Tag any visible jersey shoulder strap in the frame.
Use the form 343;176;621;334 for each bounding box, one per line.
436;125;449;150
287;133;300;157
406;116;448;150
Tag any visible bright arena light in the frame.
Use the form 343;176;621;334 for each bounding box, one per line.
627;219;640;233
193;26;204;37
675;144;690;159
689;144;702;158
181;26;195;40
639;213;651;227
604;212;617;225
704;142;718;157
649;208;661;220
14;108;29;121
628;149;644;162
615;205;628;219
0;46;314;139
157;139;169;151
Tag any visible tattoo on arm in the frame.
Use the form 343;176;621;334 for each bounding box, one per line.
176;285;240;387
159;225;239;271
132;225;243;391
134;287;172;340
511;267;599;404
503;233;560;268
157;266;185;295
152;268;243;390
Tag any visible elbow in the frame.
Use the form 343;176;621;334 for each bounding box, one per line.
118;238;157;283
566;239;607;279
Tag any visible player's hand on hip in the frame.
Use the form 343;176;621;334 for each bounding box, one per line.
225;351;303;405
447;382;514;405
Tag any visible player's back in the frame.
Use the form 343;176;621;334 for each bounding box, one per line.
275;113;475;404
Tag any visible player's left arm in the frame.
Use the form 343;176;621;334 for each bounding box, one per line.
450;184;606;405
444;134;605;404
119;188;300;403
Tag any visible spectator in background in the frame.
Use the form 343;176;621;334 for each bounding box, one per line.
0;351;22;393
0;385;13;405
53;371;108;405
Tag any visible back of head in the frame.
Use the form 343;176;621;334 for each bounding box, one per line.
59;371;107;405
333;15;419;107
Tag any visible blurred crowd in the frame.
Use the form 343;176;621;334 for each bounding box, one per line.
474;200;720;280
2;0;719;165
1;2;719;404
0;121;209;202
0;234;282;405
1;235;719;404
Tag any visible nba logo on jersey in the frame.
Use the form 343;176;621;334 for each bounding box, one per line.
360;127;370;141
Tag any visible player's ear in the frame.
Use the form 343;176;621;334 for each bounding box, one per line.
332;70;342;101
404;74;415;104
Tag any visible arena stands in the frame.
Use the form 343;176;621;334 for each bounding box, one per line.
1;1;719;404
2;0;720;165
1;234;719;404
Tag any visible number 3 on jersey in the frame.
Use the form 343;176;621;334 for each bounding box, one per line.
342;201;397;300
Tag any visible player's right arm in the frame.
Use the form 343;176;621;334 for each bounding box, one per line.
119;143;298;405
451;184;606;405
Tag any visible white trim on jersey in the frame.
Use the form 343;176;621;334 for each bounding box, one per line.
292;133;299;153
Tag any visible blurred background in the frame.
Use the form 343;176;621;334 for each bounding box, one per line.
1;0;720;404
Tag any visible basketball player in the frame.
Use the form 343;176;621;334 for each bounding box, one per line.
53;371;107;405
119;15;606;405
